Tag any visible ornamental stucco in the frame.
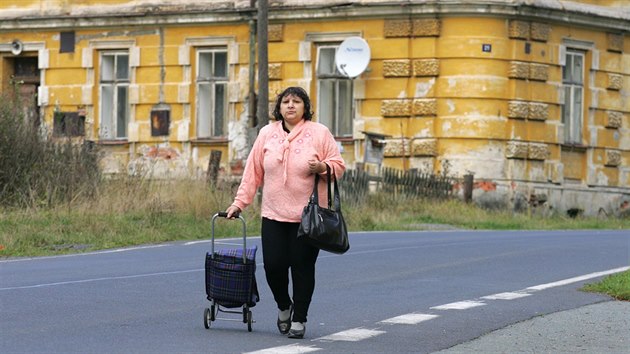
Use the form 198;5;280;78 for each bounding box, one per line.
606;110;623;128
383;60;410;77
530;22;550;42
268;24;284;42
528;143;550;161
508;61;529;79
529;63;549;82
381;100;411;117
528;102;549;121
508;20;529;39
411;139;437;157
606;149;622;166
607;33;624;52
412;99;437;117
506;141;528;159
607;73;623;90
413;59;439;77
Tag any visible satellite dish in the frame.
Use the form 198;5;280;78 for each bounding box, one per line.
335;36;370;79
11;40;23;56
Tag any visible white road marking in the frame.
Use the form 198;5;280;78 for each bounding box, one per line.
317;328;386;342
431;300;486;310
0;269;201;291
380;313;439;325
525;266;630;292
481;292;531;300
185;239;248;246
243;344;322;354
0;244;168;263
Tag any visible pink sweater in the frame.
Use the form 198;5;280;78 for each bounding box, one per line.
231;119;346;223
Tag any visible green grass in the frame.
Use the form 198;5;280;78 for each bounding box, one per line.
1;181;629;258
582;270;630;301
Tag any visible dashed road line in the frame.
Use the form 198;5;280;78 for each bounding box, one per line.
380;313;439;325
244;344;322;354
481;291;531;300
430;300;486;310
244;267;630;353
317;328;386;342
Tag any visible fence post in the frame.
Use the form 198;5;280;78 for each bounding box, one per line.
463;174;474;203
207;150;222;187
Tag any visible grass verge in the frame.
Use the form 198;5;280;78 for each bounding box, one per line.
582;270;630;301
1;180;629;258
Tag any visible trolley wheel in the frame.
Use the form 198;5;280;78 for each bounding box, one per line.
210;304;216;321
204;308;212;329
247;310;253;332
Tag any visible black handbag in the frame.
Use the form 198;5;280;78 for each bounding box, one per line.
297;165;349;254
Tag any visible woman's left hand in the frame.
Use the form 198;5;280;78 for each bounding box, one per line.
307;160;326;174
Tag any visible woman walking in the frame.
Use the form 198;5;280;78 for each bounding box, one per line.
225;86;345;339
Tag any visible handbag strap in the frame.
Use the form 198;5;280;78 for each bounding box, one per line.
310;164;334;209
331;167;342;212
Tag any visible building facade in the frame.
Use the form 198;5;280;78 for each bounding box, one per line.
1;0;628;216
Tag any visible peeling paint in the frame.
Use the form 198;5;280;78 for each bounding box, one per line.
415;78;435;98
442;121;451;132
447;99;455;113
229;106;250;161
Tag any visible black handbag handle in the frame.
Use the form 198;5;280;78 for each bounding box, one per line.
310;164;341;211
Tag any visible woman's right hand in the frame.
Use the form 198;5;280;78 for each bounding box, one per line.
225;205;241;219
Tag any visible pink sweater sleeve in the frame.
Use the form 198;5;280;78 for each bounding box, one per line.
231;128;267;211
319;129;346;179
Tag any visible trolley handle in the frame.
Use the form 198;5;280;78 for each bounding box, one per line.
211;212;247;262
217;211;240;218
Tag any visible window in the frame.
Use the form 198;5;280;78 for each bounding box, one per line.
561;50;584;145
99;51;129;139
196;48;228;138
316;45;352;137
54;112;84;137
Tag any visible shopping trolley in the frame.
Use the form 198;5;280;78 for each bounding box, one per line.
204;212;259;332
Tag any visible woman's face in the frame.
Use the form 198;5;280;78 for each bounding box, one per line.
280;94;305;126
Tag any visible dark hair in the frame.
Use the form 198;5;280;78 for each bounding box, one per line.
272;86;313;121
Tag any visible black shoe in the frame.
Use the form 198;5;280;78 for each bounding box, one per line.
277;306;292;334
287;322;305;339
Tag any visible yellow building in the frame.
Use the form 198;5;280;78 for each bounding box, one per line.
1;0;628;216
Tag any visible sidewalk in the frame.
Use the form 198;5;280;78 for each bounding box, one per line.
436;300;630;353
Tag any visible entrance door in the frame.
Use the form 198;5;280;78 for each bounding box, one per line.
11;57;41;128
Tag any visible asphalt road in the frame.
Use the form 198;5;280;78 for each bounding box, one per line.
1;229;628;353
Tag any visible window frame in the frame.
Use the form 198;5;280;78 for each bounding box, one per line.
98;50;130;140
195;47;229;139
315;43;354;138
561;48;586;146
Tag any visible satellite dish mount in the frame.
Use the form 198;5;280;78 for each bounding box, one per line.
335;37;371;79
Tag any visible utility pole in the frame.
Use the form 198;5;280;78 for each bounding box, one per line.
256;0;268;131
247;0;257;150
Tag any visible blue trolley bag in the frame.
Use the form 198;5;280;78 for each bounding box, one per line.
205;246;259;308
203;212;259;332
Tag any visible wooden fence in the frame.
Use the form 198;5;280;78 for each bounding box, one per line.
340;167;455;204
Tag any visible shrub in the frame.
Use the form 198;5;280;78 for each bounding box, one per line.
0;87;101;208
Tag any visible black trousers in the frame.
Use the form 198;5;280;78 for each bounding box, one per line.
261;217;320;323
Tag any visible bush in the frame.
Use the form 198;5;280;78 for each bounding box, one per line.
0;87;101;208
